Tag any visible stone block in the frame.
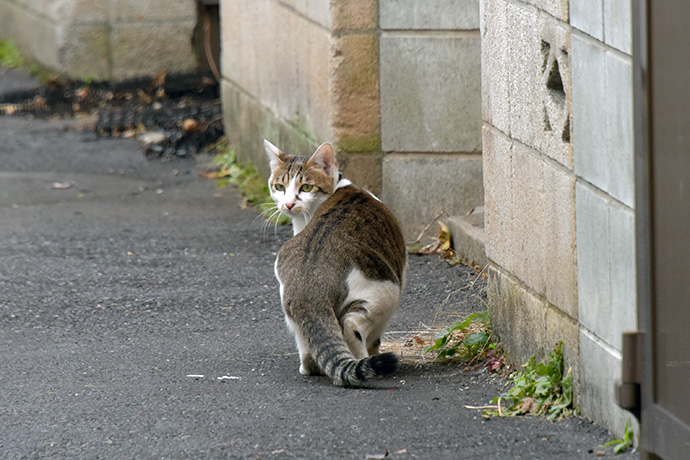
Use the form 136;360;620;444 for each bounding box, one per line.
604;0;632;54
279;0;332;29
336;152;383;196
571;34;608;189
576;182;637;350
380;0;479;30
221;79;319;179
483;126;577;316
111;0;196;21
488;266;580;391
608;204;637;335
482;125;513;265
54;0;109;22
111;21;197;79
481;0;571;168
572;34;634;207
520;0;568;21
576;182;612;342
446;209;487;268
381;153;484;240
330;0;377;31
604;52;634;207
59;24;111;79
480;0;511;135
380;32;481;153
570;0;603;40
330;33;380;153
221;0;333;143
487;266;548;365
545;306;580;391
17;0;108;22
579;329;640;438
0;1;60;70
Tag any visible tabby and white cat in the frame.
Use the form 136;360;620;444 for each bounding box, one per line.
264;140;407;387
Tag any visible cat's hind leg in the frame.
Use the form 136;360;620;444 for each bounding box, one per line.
285;315;321;375
342;269;401;358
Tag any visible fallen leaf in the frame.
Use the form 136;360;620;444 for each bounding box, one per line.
181;118;202;132
199;171;220;179
438;221;452;251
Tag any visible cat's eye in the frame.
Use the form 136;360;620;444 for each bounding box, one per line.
300;184;314;193
274;183;285;192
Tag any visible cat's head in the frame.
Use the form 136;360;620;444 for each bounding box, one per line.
263;140;340;224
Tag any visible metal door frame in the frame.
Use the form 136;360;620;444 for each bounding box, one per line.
634;1;690;458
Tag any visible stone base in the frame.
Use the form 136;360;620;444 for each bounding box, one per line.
0;0;197;80
487;265;580;402
446;207;487;268
221;79;383;194
381;153;484;241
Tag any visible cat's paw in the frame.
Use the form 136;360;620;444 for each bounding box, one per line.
299;357;322;375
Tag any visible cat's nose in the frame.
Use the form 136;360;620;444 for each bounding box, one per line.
285;202;295;210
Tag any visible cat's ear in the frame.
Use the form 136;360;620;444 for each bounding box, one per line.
307;142;337;174
264;139;287;169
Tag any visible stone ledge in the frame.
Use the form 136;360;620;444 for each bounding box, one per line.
382;153;484;241
446;207;487;268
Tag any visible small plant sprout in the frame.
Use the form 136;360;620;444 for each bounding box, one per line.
482;341;574;420
603;418;635;454
425;310;505;371
210;146;290;228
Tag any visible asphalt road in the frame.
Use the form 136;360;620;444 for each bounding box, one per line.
0;84;638;459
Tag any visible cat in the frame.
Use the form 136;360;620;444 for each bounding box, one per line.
264;139;407;387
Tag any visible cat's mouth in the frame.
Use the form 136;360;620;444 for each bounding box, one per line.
282;205;302;215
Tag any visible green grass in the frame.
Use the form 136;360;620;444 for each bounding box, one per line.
0;39;25;69
0;38;59;82
604;418;635;454
425;310;507;373
211;146;290;226
484;341;573;420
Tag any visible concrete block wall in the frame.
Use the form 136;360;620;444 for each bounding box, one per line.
570;0;637;437
221;0;383;192
481;0;637;437
221;0;485;239
0;0;197;80
379;0;484;239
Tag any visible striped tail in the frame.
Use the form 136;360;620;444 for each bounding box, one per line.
302;318;399;387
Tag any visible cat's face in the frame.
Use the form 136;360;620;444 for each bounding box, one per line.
264;140;339;222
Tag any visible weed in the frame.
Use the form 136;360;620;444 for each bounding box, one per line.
603;418;635;454
0;39;25;69
425;310;505;372
484;341;573;420
211;147;290;226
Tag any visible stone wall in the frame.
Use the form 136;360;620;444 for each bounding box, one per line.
379;0;484;240
481;0;637;437
220;0;484;239
0;0;198;79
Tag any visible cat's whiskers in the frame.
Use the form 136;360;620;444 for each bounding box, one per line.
260;208;284;240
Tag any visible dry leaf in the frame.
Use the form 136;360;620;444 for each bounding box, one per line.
438;220;452;251
181;118;202;132
199;171;220;179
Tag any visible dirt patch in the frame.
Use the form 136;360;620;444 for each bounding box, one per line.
0;71;223;158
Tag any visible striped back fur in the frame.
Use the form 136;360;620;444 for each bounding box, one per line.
265;140;407;387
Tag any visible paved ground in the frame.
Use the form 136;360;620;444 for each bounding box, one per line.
0;68;638;459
